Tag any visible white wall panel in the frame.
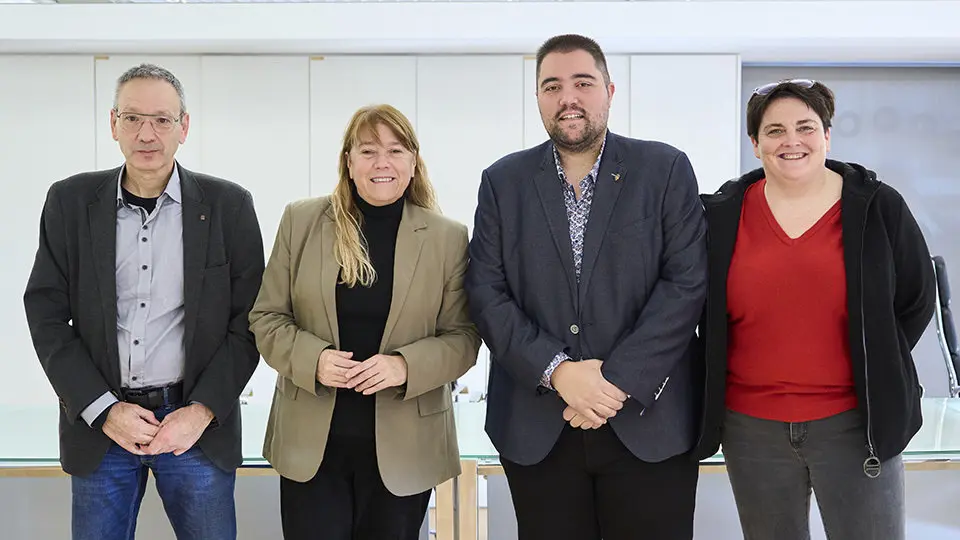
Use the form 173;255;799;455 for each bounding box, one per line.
417;56;523;231
94;56;202;171
0;56;96;405
417;56;524;398
200;56;311;405
309;56;417;197
630;55;740;193
523;55;631;148
199;55;309;253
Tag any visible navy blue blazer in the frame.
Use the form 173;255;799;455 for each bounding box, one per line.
465;131;708;465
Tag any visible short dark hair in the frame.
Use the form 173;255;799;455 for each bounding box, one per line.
535;34;610;86
115;63;187;116
746;81;835;141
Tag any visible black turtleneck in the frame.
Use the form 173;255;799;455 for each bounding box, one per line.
328;188;404;439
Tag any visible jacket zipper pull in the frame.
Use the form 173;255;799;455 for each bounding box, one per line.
863;453;881;478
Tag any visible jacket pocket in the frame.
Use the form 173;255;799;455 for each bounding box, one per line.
417;386;452;416
611;214;653;237
203;261;230;274
276;376;299;401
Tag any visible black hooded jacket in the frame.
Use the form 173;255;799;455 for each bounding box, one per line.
693;159;936;470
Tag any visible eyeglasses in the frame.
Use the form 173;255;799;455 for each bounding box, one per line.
752;79;817;96
115;110;183;133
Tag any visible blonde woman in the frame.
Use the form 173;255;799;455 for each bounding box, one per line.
249;104;480;539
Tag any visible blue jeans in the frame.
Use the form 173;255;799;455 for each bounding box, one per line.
71;405;237;540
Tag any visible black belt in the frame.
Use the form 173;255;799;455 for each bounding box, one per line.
121;382;184;409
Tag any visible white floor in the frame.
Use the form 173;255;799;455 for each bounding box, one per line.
2;469;958;539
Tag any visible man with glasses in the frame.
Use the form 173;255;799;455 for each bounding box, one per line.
23;63;264;540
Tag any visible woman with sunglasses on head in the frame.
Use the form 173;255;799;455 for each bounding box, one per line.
692;79;936;539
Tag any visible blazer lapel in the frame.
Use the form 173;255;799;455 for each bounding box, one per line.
380;202;425;351
88;170;122;387
533;145;578;300
179;167;210;357
320;213;341;349
578;134;625;308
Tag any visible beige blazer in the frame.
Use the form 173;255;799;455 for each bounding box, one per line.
249;195;480;496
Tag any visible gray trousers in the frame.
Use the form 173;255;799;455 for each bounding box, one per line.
721;408;905;540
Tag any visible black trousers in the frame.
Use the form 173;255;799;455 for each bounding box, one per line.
501;424;699;540
280;436;431;540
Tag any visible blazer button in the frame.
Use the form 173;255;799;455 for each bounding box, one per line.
570;324;580;335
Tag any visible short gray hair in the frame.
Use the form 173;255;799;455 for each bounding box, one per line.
114;63;187;116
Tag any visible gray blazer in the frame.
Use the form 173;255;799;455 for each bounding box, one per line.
23;164;264;475
465;131;708;465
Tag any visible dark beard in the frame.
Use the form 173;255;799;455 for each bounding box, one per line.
548;119;604;154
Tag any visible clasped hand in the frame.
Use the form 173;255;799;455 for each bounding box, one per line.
316;348;408;395
552;359;628;429
102;402;214;456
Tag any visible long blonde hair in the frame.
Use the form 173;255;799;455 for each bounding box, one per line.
333;104;439;287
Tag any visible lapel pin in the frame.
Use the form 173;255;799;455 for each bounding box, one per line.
612;173;621;182
200;214;206;221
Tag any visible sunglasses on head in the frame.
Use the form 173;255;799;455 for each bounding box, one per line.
752;79;817;96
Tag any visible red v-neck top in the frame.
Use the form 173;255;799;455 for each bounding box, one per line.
725;179;858;422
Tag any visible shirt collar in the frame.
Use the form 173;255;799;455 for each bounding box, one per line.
553;136;606;184
116;163;183;208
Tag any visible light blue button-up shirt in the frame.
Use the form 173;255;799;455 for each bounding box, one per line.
80;166;186;426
